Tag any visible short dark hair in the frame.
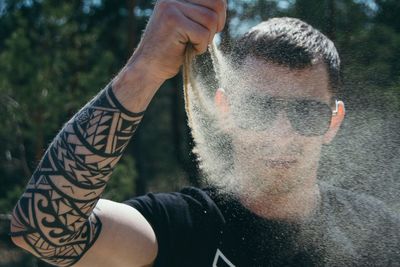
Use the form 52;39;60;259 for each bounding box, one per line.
230;17;342;97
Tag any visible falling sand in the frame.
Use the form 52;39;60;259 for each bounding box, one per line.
182;25;400;265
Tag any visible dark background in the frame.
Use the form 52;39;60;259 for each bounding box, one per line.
0;0;399;266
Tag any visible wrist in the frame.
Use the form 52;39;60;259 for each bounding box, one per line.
125;51;168;86
112;54;165;113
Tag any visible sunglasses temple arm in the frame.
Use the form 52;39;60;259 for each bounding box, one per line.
332;100;339;116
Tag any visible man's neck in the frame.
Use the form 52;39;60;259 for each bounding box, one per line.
239;182;321;223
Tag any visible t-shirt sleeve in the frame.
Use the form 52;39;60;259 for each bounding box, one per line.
123;187;224;267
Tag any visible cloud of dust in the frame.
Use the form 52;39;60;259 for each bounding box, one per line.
185;40;327;198
183;31;400;264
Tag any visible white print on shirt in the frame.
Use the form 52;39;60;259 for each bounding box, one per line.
213;249;236;267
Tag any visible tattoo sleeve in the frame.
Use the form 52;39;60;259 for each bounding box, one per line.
10;84;144;267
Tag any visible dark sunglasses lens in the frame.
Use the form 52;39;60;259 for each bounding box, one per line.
234;96;279;131
289;100;332;136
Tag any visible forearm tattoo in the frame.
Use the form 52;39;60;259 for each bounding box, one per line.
10;84;144;266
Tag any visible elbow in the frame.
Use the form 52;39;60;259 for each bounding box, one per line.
9;207;29;250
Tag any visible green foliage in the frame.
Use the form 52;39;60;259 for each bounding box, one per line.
0;0;399;216
0;4;399;267
0;0;130;213
0;0;187;215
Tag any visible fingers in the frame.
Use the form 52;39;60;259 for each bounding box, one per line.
177;1;218;44
185;0;227;32
174;10;211;54
136;0;227;79
157;0;226;54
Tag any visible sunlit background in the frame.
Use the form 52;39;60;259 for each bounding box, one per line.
0;0;399;266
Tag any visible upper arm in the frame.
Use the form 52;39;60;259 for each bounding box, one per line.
74;199;158;267
11;199;157;267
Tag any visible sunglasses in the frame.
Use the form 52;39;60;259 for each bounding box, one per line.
232;95;338;136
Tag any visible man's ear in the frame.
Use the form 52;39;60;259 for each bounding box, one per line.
323;101;345;144
214;88;230;114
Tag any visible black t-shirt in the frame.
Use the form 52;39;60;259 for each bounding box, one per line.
123;183;400;267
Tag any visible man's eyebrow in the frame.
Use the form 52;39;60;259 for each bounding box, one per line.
244;94;323;102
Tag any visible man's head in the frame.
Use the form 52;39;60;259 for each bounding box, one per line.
229;17;342;99
212;17;345;198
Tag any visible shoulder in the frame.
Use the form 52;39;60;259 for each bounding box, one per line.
320;182;399;222
123;187;224;266
123;186;225;233
319;182;400;245
123;187;222;223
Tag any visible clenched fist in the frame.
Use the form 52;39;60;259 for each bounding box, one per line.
130;0;227;82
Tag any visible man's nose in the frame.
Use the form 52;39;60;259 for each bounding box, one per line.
257;111;300;153
265;111;296;138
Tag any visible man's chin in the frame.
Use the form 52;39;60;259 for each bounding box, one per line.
264;159;299;170
236;174;301;198
205;169;305;198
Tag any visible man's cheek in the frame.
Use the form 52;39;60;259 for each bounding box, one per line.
301;142;323;164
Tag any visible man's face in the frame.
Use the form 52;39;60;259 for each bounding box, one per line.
222;57;336;197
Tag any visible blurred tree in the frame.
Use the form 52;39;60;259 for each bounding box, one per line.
0;0;399;218
0;0;203;212
0;2;399;266
375;0;400;34
0;0;142;212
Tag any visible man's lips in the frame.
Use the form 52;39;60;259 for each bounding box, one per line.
264;159;298;168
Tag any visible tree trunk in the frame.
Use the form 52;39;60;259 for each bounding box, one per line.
126;0;147;196
127;0;137;55
326;0;336;41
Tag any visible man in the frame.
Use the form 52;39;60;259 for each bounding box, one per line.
9;0;399;266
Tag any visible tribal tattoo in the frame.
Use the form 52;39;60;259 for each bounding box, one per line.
10;84;144;266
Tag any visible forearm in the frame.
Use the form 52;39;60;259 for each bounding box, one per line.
9;0;226;263
10;61;162;266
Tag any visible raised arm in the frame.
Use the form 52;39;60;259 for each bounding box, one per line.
9;1;226;266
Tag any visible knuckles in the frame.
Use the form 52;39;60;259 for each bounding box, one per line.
212;0;227;31
156;0;224;32
152;0;225;54
213;0;227;15
204;10;219;31
157;0;181;27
